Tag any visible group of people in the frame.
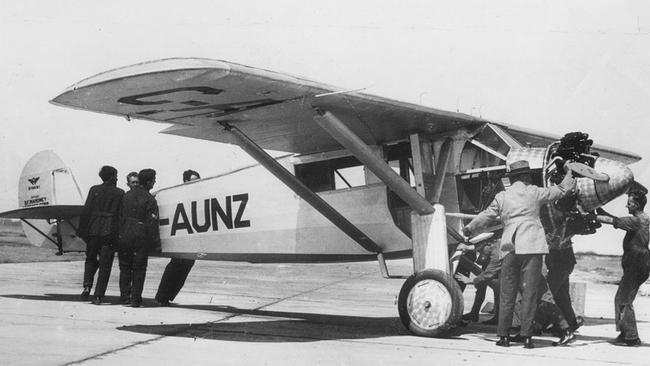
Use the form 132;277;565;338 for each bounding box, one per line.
460;160;650;348
75;159;650;344
77;166;201;307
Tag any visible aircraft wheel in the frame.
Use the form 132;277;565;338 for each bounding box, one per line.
398;269;464;337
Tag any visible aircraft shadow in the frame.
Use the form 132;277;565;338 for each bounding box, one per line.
5;294;649;345
120;304;408;342
1;293;160;306
0;294;406;341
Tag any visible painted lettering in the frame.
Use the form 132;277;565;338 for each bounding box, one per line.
191;200;211;233
211;196;232;230
23;197;48;207
233;193;251;228
171;203;194;236
118;87;224;106
118;86;281;118
167;193;250;236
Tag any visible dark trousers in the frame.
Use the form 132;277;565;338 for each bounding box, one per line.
536;277;570;331
118;245;149;302
545;248;578;328
615;263;650;340
498;253;542;337
470;281;500;316
83;236;115;297
456;253;500;316
155;258;195;302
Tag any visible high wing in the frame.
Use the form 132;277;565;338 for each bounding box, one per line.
495;122;640;164
49;58;641;164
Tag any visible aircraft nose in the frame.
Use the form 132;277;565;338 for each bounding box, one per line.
575;157;634;212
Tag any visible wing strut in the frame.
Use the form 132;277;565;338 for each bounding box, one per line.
313;110;467;274
20;218;63;255
314;110;435;215
220;122;383;255
313;110;465;241
431;138;453;203
468;139;507;161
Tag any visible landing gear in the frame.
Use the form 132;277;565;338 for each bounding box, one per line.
398;269;464;337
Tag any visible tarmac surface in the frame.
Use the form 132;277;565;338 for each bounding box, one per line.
0;257;648;365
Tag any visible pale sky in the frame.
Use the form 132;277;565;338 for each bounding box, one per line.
1;0;650;254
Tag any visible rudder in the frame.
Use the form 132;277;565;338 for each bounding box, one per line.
18;150;85;251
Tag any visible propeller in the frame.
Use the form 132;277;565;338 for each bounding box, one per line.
565;162;609;182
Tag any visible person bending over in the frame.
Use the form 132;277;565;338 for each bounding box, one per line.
154;169;201;306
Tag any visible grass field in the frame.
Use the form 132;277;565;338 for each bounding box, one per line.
0;242;85;263
574;253;622;284
0;219;84;263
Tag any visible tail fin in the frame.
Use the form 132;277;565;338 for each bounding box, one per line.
19;150;84;208
18;150;85;251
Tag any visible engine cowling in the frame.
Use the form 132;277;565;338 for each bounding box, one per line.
575;157;634;212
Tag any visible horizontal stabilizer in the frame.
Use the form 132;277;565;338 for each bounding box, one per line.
0;205;84;220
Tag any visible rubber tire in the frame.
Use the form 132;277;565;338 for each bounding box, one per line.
398;269;464;337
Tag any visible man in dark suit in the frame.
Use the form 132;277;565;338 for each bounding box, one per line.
118;169;160;307
455;239;501;325
78;165;124;304
155;169;200;306
541;204;582;333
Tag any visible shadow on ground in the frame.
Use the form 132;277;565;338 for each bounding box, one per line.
1;293;407;342
2;293;138;304
121;302;409;342
5;293;648;345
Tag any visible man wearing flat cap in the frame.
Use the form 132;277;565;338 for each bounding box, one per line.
463;160;576;349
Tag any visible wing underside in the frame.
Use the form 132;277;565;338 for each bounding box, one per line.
51;58;640;164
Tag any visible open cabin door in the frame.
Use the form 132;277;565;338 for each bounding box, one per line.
456;124;546;216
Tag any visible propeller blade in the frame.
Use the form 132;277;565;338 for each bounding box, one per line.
567;162;609;182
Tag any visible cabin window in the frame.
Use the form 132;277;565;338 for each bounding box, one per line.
384;142;415;187
456;169;543;213
457;171;506;213
295;156;366;192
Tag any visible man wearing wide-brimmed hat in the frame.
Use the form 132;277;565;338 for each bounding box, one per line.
463;160;576;349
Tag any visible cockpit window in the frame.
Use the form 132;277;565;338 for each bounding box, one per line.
295;156;365;192
457;171;506;213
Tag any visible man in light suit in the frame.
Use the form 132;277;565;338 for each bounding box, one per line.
463;160;576;349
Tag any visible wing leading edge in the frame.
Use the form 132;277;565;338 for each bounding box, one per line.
50;58;485;155
51;58;641;164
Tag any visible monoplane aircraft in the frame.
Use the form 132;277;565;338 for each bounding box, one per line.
0;58;642;337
